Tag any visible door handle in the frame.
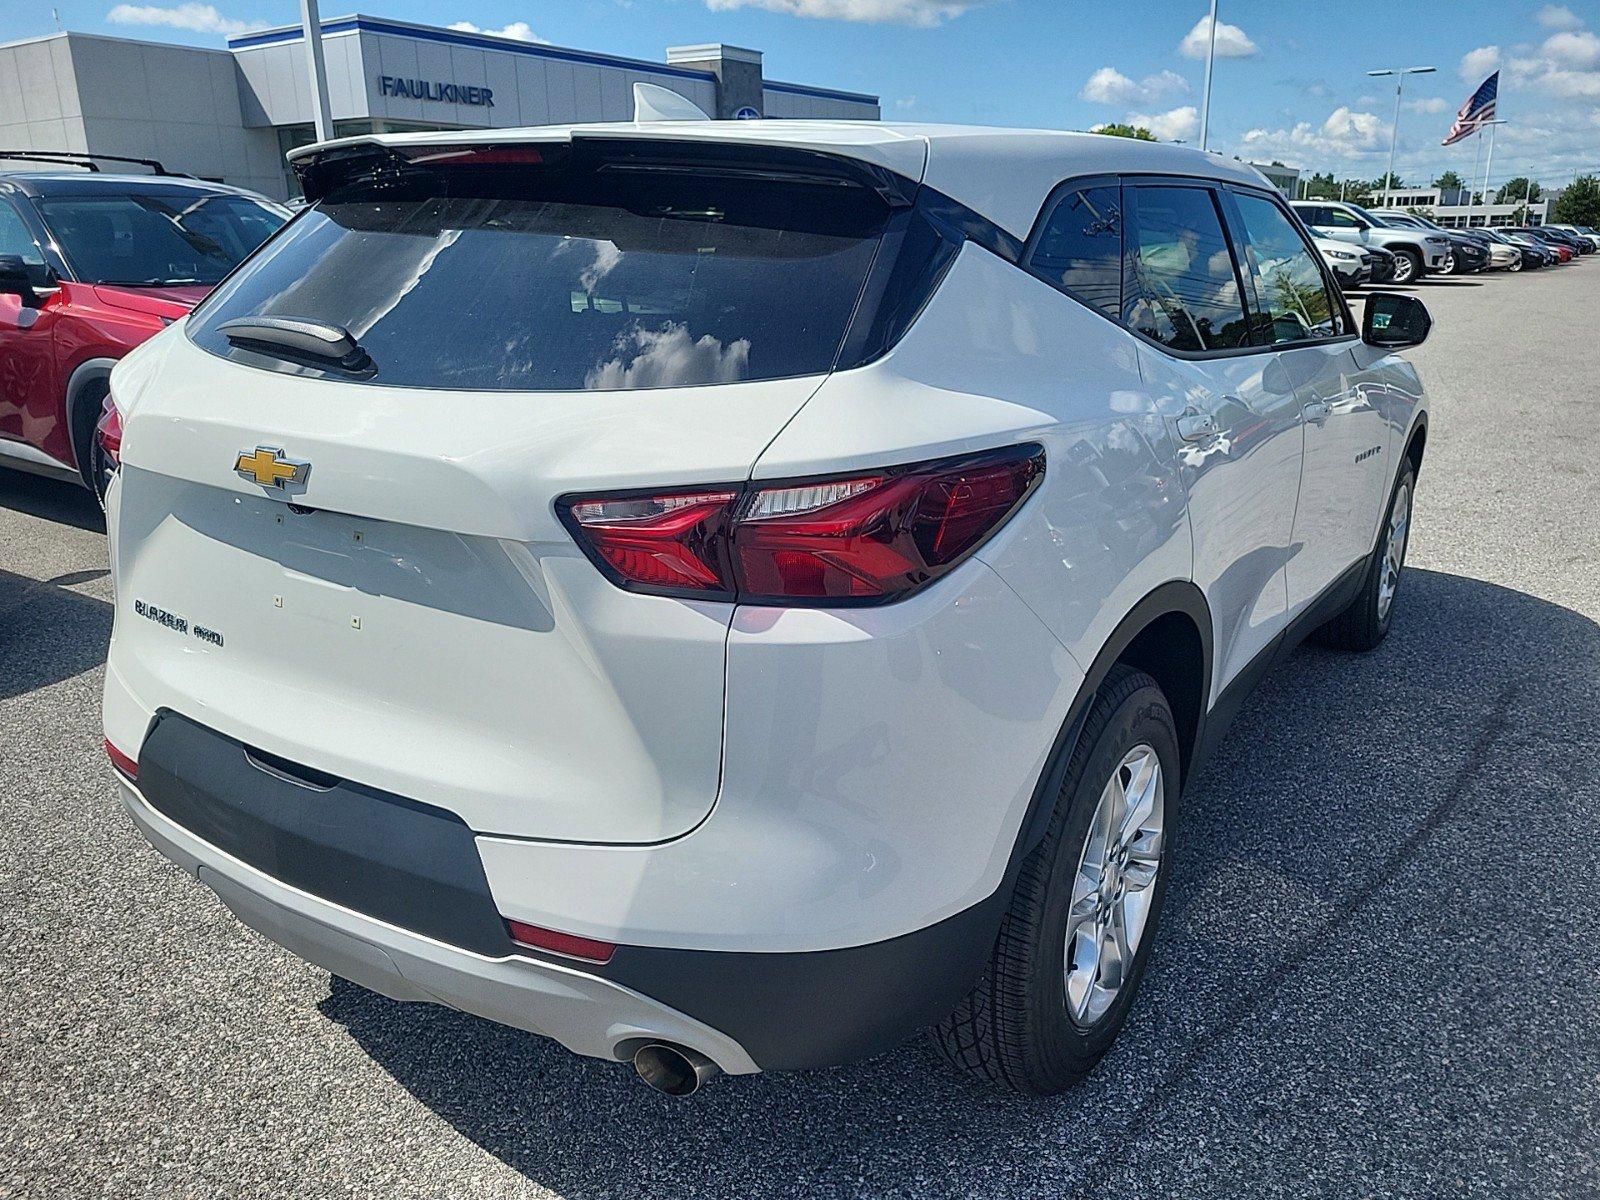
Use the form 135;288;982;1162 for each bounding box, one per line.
1176;410;1219;442
1303;400;1332;423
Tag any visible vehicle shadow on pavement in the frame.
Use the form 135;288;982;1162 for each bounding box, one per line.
0;568;111;701
322;566;1600;1199
0;468;105;534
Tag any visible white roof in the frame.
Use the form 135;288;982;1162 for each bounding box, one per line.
287;121;1273;241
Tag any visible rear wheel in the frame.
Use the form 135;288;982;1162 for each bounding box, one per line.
1507;254;1523;273
933;665;1179;1094
1390;248;1422;284
1316;463;1414;652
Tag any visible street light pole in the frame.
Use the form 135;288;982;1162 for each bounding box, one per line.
1198;0;1219;152
1367;65;1436;204
300;0;334;142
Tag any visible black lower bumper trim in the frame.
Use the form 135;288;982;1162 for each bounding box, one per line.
136;711;513;958
593;891;1007;1071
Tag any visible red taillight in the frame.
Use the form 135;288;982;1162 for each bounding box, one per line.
96;395;123;466
564;489;740;597
106;738;137;780
559;444;1043;606
506;919;616;964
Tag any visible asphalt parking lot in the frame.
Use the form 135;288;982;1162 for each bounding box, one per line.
3;261;1599;1200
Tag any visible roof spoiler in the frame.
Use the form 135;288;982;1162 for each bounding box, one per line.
0;150;186;176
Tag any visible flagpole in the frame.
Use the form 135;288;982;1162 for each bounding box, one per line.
1469;130;1484;224
1479;120;1500;227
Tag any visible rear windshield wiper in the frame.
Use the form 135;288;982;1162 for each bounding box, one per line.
219;316;373;375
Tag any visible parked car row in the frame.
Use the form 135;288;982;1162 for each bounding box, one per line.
1291;197;1597;288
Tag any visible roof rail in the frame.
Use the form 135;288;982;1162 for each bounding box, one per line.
0;150;188;176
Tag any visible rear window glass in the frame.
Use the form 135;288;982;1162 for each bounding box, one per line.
188;155;891;391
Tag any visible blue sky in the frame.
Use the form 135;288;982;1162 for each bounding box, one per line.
7;0;1599;189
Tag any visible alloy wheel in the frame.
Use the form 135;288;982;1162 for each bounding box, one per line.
1064;744;1165;1027
1377;481;1411;622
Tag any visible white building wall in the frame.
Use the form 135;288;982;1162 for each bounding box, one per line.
0;36;91;163
0;33;282;197
762;87;879;120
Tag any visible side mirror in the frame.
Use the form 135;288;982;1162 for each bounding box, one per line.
0;254;39;307
1362;292;1431;349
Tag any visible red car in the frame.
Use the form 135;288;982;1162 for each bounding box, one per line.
0;156;286;500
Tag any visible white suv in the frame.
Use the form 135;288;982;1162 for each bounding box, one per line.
102;119;1431;1097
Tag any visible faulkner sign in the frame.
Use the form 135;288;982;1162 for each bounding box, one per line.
378;76;495;106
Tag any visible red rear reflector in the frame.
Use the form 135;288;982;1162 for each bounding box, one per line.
506;919;616;964
105;738;138;780
559;444;1043;606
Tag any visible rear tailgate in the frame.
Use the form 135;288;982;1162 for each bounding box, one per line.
112;329;823;844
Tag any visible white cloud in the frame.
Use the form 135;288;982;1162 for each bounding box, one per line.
1080;66;1189;107
1540;69;1600;97
1459;45;1502;81
1237;105;1387;166
1179;15;1259;60
447;20;547;42
1127;105;1200;142
894;95;918;110
703;0;982;25
105;3;266;35
1405;96;1448;114
1543;29;1600;68
1536;4;1582;30
586;324;751;390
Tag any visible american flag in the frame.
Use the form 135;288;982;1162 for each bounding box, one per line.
1443;71;1499;146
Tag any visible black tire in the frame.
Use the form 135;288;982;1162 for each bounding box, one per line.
933;665;1180;1094
1390;248;1422;284
71;380;112;508
1507;255;1523;273
1315;462;1415;652
1442;251;1459;275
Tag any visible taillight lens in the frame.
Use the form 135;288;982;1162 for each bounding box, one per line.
559;444;1043;606
96;394;123;467
564;489;740;599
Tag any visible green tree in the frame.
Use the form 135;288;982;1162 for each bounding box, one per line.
1433;170;1464;190
1554;175;1600;226
1093;123;1157;141
1495;177;1541;204
1304;171;1340;199
1372;171;1405;191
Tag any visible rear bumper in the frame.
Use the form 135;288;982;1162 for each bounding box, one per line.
116;706;1010;1071
119;773;763;1074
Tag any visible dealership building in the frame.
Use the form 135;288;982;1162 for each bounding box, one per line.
0;15;880;199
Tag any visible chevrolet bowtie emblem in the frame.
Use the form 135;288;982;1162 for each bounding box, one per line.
234;446;310;489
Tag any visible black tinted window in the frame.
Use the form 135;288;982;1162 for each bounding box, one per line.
1028;185;1122;318
1232;192;1341;344
189;162;889;391
1124;186;1250;352
0;200;50;287
37;192;284;287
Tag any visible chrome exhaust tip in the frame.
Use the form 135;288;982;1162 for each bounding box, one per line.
633;1042;720;1096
